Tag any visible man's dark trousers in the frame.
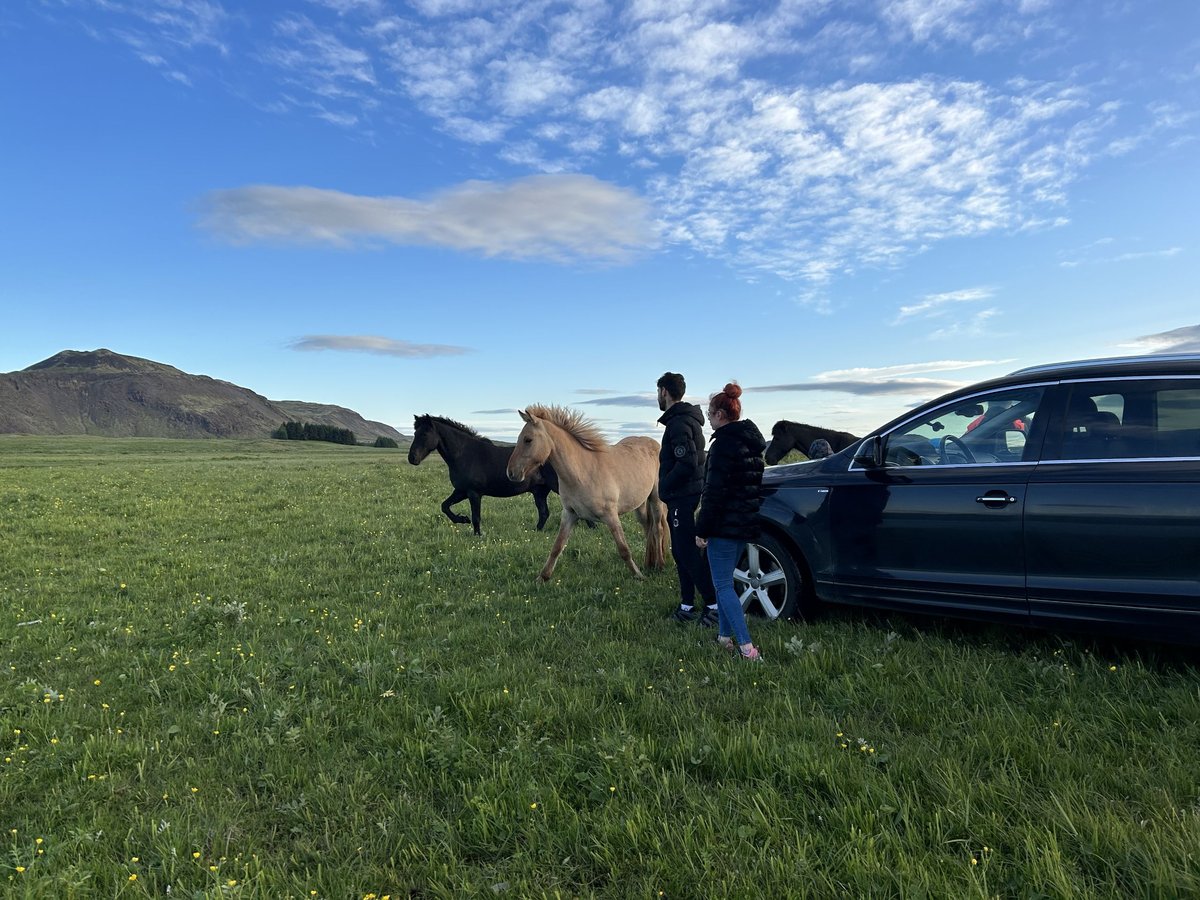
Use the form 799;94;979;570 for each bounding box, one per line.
668;494;716;606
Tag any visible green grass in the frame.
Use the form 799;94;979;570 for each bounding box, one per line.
2;435;1198;898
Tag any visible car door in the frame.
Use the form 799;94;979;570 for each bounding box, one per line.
828;385;1047;621
1026;378;1200;639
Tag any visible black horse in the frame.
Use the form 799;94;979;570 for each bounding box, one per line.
764;420;860;465
408;414;558;535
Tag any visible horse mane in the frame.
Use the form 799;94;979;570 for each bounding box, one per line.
418;414;489;440
525;404;610;452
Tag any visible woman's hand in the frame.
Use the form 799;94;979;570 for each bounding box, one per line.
695;537;708;549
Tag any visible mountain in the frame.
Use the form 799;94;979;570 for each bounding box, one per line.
0;349;406;443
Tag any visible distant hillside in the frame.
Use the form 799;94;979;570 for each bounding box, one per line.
0;349;407;443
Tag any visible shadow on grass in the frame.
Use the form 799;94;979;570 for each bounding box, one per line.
785;601;1200;674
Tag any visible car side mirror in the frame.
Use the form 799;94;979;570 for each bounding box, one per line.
852;435;883;468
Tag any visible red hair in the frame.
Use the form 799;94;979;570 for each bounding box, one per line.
709;382;743;421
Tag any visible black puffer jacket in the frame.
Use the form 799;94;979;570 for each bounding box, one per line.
696;418;766;541
657;402;706;501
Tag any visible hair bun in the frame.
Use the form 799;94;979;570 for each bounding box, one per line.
723;382;742;399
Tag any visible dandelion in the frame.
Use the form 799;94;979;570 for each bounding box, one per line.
193;852;201;859
530;802;538;809
1109;665;1118;671
93;679;102;686
15;866;25;874
129;873;138;881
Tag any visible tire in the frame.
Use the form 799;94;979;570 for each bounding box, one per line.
734;531;810;621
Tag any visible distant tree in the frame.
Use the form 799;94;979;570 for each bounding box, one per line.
273;421;356;445
373;436;399;449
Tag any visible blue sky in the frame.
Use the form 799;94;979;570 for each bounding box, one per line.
2;0;1197;441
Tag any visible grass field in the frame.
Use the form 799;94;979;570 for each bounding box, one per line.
2;435;1199;899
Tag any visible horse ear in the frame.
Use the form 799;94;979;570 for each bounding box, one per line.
519;409;533;423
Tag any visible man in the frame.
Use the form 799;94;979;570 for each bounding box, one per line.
656;371;718;626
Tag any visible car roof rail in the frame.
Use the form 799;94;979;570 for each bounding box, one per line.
1008;353;1200;377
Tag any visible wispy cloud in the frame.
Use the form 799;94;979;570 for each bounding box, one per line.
1059;245;1183;268
65;2;1187;289
750;358;1009;397
894;287;995;322
289;335;471;357
577;393;658;407
201;175;658;263
750;378;965;396
1121;324;1200;354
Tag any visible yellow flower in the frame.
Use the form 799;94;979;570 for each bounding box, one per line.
193;852;201;859
129;874;138;881
94;679;102;686
15;866;25;874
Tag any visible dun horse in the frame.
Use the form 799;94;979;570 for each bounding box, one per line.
409;414;558;535
506;405;667;581
764;420;860;465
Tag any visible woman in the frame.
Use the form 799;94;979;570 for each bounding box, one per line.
695;382;767;661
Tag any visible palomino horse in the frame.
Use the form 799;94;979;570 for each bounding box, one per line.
506;405;667;581
764;420;860;465
409;414;558;535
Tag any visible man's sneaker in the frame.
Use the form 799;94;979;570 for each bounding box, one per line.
671;605;697;624
697;606;719;628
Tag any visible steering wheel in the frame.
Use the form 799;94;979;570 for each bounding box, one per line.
940;434;977;464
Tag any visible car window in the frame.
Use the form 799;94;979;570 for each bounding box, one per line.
1052;382;1200;460
884;387;1044;467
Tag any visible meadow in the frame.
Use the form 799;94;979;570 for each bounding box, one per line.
1;435;1199;899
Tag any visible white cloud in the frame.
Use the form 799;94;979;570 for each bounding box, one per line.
201;174;659;263
66;1;1178;290
749;358;1011;397
289;335;471;357
1121;324;1200;355
895;287;995;322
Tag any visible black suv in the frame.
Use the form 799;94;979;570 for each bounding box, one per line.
737;354;1200;646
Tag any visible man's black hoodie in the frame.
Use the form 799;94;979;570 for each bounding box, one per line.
657;402;706;502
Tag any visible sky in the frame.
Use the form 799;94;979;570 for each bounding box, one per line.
2;0;1198;442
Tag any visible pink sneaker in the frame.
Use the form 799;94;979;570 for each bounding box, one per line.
739;645;762;662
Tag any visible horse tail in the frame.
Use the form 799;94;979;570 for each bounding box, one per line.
642;483;668;571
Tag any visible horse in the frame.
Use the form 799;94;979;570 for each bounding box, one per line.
408;414;558;535
764;420;860;465
506;405;667;582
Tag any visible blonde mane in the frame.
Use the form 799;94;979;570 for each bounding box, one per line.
526;404;610;452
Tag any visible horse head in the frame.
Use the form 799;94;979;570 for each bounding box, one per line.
506;409;553;482
764;420;796;465
408;414;439;465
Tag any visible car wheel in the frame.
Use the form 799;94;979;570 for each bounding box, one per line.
734;531;809;621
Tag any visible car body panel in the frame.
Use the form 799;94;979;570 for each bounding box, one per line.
754;354;1200;646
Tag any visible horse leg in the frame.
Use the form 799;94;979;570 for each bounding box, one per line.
647;497;668;570
442;488;471;525
468;492;483;536
531;484;552;531
600;511;643;579
538;511;577;582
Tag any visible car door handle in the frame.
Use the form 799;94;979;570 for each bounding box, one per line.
975;491;1017;506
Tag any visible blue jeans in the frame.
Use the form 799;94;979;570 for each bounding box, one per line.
706;537;752;646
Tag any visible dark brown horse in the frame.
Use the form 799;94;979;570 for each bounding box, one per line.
764;420;860;465
409;414;558;535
